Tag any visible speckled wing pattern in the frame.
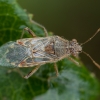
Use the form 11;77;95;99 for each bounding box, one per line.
0;41;27;68
2;36;67;67
17;36;58;67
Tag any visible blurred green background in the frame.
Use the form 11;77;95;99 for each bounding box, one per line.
18;0;100;79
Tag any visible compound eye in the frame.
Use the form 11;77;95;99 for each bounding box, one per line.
79;51;82;53
72;39;77;42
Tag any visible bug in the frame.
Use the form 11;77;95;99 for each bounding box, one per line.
2;21;100;79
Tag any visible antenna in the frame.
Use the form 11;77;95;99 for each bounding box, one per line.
81;28;100;45
82;51;100;69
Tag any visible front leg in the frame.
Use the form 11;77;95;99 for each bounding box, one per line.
67;56;80;66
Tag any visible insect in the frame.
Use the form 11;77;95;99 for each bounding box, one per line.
2;21;100;79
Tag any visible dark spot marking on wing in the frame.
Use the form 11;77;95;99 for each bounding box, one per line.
45;42;55;54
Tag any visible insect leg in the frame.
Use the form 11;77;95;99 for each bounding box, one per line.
14;68;25;77
48;63;59;81
54;63;59;77
7;68;25;78
21;27;37;38
24;65;41;79
67;57;80;66
30;20;48;37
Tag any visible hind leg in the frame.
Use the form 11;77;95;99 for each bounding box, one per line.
24;65;41;79
29;19;48;37
21;27;37;38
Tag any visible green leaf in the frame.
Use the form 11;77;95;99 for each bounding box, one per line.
0;0;100;100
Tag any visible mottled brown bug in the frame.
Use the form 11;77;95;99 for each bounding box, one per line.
2;21;100;79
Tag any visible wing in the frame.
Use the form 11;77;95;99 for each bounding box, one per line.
0;41;29;68
17;37;58;67
16;36;68;67
2;36;67;67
